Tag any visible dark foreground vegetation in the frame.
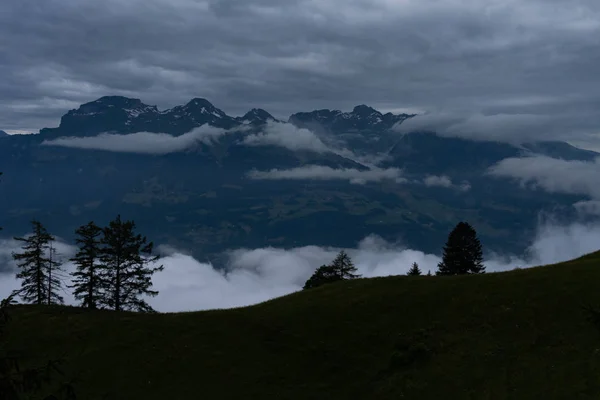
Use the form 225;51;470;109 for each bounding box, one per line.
3;252;600;399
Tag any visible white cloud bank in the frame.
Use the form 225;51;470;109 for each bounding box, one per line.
247;165;406;184
487;156;600;199
41;125;235;154
242;121;331;153
39;121;347;158
394;112;600;145
422;175;471;191
1;220;600;313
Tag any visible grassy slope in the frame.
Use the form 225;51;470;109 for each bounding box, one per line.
4;252;600;399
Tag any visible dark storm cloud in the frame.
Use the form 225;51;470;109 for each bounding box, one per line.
1;0;599;147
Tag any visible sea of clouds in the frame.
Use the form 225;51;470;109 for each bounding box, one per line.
1;220;599;313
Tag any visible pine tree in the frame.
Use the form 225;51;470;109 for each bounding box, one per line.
46;241;66;305
303;265;340;290
70;221;104;309
427;270;432;276
303;251;361;290
0;175;75;398
436;221;485;275
407;262;422;276
12;220;64;305
99;215;163;312
330;250;361;280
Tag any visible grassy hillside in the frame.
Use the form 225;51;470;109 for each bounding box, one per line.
4;252;600;399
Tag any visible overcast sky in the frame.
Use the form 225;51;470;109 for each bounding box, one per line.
1;0;600;148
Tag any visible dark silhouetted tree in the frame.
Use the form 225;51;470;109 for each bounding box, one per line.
45;241;66;306
70;221;104;309
330;250;361;280
426;270;432;276
436;221;485;275
0;175;76;399
303;265;340;289
407;262;422;276
12;220;64;305
99;215;163;312
303;250;360;290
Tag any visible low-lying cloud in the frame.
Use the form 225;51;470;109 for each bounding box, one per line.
2;219;599;312
41;125;235;154
40;121;348;158
242;121;330;153
423;175;452;188
395;112;600;146
487;155;600;199
573;200;600;217
421;175;471;191
246;165;406;184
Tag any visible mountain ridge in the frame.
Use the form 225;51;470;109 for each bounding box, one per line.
0;95;597;263
36;95;416;139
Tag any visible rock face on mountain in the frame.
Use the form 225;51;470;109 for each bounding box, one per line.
39;96;242;138
289;104;413;132
0;130;8;137
0;96;596;265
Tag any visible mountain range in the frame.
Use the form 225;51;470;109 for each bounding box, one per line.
0;96;596;265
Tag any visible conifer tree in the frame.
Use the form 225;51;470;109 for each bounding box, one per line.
99;215;163;312
0;175;75;398
330;250;361;280
70;221;104;309
303;250;361;290
427;270;432;276
303;265;340;290
12;220;64;305
45;241;66;305
407;262;422;276
436;221;485;275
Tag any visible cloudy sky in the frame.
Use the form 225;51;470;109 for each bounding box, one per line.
2;0;600;149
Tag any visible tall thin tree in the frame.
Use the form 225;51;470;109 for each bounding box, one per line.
436;221;485;275
70;221;104;309
99;215;163;312
46;241;65;305
12;220;64;305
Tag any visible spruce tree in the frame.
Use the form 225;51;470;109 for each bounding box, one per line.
407;262;422;276
99;215;163;312
45;241;66;305
12;220;64;305
70;221;104;309
330;250;361;280
303;251;361;290
303;265;340;290
436;221;485;275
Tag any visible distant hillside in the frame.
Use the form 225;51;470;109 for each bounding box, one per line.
4;252;600;399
